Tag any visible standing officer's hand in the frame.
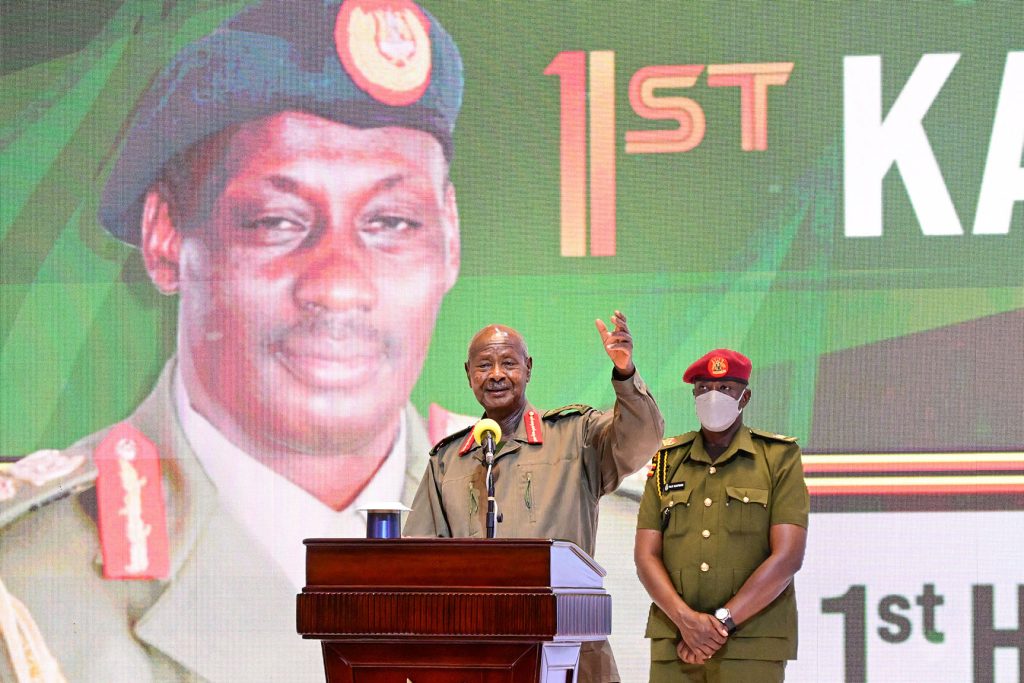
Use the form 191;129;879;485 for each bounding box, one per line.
676;640;706;665
676;611;728;661
595;310;635;376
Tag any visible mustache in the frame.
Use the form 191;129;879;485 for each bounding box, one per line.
269;312;393;355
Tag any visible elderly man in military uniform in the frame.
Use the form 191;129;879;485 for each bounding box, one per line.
0;1;463;680
404;311;666;683
634;349;809;683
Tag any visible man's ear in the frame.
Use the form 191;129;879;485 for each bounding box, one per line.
140;186;183;295
740;387;751;409
525;356;533;383
465;361;472;388
442;182;461;292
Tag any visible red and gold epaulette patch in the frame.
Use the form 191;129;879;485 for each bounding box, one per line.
457;430;477;456
524;410;543;445
94;423;169;580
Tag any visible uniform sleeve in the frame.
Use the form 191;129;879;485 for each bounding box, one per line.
636;466;664;530
586;371;666;496
403;457;451;537
769;443;810;528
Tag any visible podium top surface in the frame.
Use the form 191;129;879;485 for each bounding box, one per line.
302;538;606;591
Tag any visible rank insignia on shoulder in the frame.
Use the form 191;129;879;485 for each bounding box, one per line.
1;449;97;530
660;432;697;451
543;404;592;420
8;449;85;487
429;423;474;457
749;427;798;443
0;475;16;502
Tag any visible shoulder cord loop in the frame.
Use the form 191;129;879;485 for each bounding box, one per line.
0;575;66;683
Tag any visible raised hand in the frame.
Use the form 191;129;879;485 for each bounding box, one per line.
595;310;635;376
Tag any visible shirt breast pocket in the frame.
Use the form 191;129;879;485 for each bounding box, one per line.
439;473;482;537
517;461;557;524
723;485;769;535
661;488;693;537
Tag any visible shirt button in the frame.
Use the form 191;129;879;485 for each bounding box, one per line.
743;496;750;503
702;529;711;538
704;497;712;507
709;466;717;474
700;562;710;572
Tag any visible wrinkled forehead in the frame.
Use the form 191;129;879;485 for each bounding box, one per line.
467;326;529;360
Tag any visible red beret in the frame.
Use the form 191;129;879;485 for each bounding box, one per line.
682;349;752;384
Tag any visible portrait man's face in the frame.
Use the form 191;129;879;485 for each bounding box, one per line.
143;111;460;457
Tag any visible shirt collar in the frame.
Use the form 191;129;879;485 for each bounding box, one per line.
458;405;544;456
691;427;756;465
173;366;407;591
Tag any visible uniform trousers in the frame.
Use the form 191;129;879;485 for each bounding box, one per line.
650;655;785;683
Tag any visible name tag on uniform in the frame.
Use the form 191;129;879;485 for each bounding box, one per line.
665;482;685;491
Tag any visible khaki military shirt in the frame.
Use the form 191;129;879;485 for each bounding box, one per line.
637;426;809;663
405;371;664;683
0;360;432;683
405;372;663;556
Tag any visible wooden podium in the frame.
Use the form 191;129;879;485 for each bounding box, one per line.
296;538;611;683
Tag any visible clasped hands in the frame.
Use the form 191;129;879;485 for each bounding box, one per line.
675;610;729;665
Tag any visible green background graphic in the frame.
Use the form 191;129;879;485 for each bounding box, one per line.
2;1;1020;455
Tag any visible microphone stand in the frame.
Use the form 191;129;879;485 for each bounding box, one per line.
484;437;498;539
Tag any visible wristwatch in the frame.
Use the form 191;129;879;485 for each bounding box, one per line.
714;607;737;635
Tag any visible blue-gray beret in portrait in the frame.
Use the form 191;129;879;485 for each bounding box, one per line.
99;0;464;246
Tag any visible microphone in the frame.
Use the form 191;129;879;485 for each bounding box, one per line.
472;419;502;464
473;419;502;539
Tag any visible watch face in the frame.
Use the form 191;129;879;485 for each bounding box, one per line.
715;608;730;620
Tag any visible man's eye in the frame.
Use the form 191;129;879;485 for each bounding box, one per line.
242;217;306;233
365;215;422;232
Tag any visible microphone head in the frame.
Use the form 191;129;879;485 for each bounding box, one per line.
472;418;502;446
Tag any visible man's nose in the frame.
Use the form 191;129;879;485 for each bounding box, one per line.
293;229;378;312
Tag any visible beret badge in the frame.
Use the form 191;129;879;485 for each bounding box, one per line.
708;356;729;377
335;0;433;106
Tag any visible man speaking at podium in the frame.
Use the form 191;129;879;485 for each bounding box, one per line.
405;311;666;683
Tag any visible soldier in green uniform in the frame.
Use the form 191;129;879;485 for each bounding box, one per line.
405;313;666;683
0;1;465;680
635;349;809;683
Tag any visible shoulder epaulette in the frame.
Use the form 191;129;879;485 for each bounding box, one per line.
1;450;97;530
429;424;474;456
658;432;698;452
749;427;798;443
542;404;594;420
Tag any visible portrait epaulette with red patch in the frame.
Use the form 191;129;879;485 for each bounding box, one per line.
542;404;594;420
748;427;798;443
429;424;474;457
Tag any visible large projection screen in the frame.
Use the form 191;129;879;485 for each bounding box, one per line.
1;1;1021;681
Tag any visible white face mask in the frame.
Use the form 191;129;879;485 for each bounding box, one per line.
695;388;745;432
